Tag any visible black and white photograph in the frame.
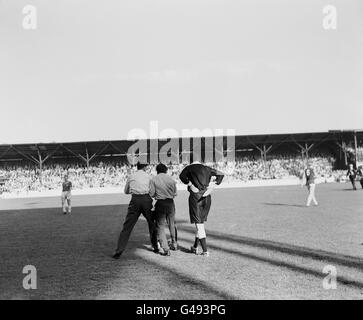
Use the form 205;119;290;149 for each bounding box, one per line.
1;0;363;307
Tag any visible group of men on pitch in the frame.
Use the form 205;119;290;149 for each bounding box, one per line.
112;161;224;258
346;163;363;191
60;160;362;257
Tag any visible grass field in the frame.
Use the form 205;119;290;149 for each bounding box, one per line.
1;183;363;300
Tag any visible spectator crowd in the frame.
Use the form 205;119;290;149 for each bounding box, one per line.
0;153;343;195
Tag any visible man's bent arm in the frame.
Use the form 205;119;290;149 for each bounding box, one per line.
179;166;190;185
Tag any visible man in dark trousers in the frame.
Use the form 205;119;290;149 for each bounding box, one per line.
149;163;178;256
179;160;224;257
346;163;357;190
113;162;158;259
357;166;363;189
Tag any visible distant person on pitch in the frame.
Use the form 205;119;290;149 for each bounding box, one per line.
301;168;318;207
149;163;178;256
113;162;158;259
357;166;363;189
61;175;72;214
346;163;357;190
179;159;224;257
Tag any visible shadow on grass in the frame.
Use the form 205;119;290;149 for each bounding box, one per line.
0;204;237;299
3;201;363;299
117;245;237;299
74;205;237;299
263;202;306;208
134;253;237;300
177;226;363;271
174;233;363;290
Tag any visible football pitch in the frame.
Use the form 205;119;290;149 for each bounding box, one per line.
1;183;363;300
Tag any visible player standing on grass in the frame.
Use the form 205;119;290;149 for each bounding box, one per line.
61;175;72;214
357;166;363;189
346;163;357;190
179;160;224;257
301;168;318;207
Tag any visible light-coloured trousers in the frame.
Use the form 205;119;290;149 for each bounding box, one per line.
306;183;318;206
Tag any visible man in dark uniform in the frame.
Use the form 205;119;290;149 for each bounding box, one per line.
61;175;72;214
179;161;224;256
357;166;363;189
346;164;357;190
113;162;158;259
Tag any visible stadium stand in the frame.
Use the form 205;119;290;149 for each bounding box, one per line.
0;130;362;195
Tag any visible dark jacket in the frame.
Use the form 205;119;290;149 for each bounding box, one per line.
346;169;357;179
357;169;363;179
305;169;315;185
179;163;224;191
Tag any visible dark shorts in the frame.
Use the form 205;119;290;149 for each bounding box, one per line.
155;198;175;216
188;190;211;224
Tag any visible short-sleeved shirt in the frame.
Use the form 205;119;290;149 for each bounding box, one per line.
124;170;151;195
62;181;72;192
149;173;177;200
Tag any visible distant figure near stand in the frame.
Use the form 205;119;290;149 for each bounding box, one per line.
302;168;318;207
357;166;363;189
61;175;72;214
346;164;357;190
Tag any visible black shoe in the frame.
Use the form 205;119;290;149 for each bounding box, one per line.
112;252;122;259
63;211;67;215
153;248;160;254
170;242;178;251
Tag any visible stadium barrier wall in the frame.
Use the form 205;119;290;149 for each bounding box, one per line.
0;177;338;199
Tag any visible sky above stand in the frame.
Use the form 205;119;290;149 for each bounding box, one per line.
0;0;362;144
